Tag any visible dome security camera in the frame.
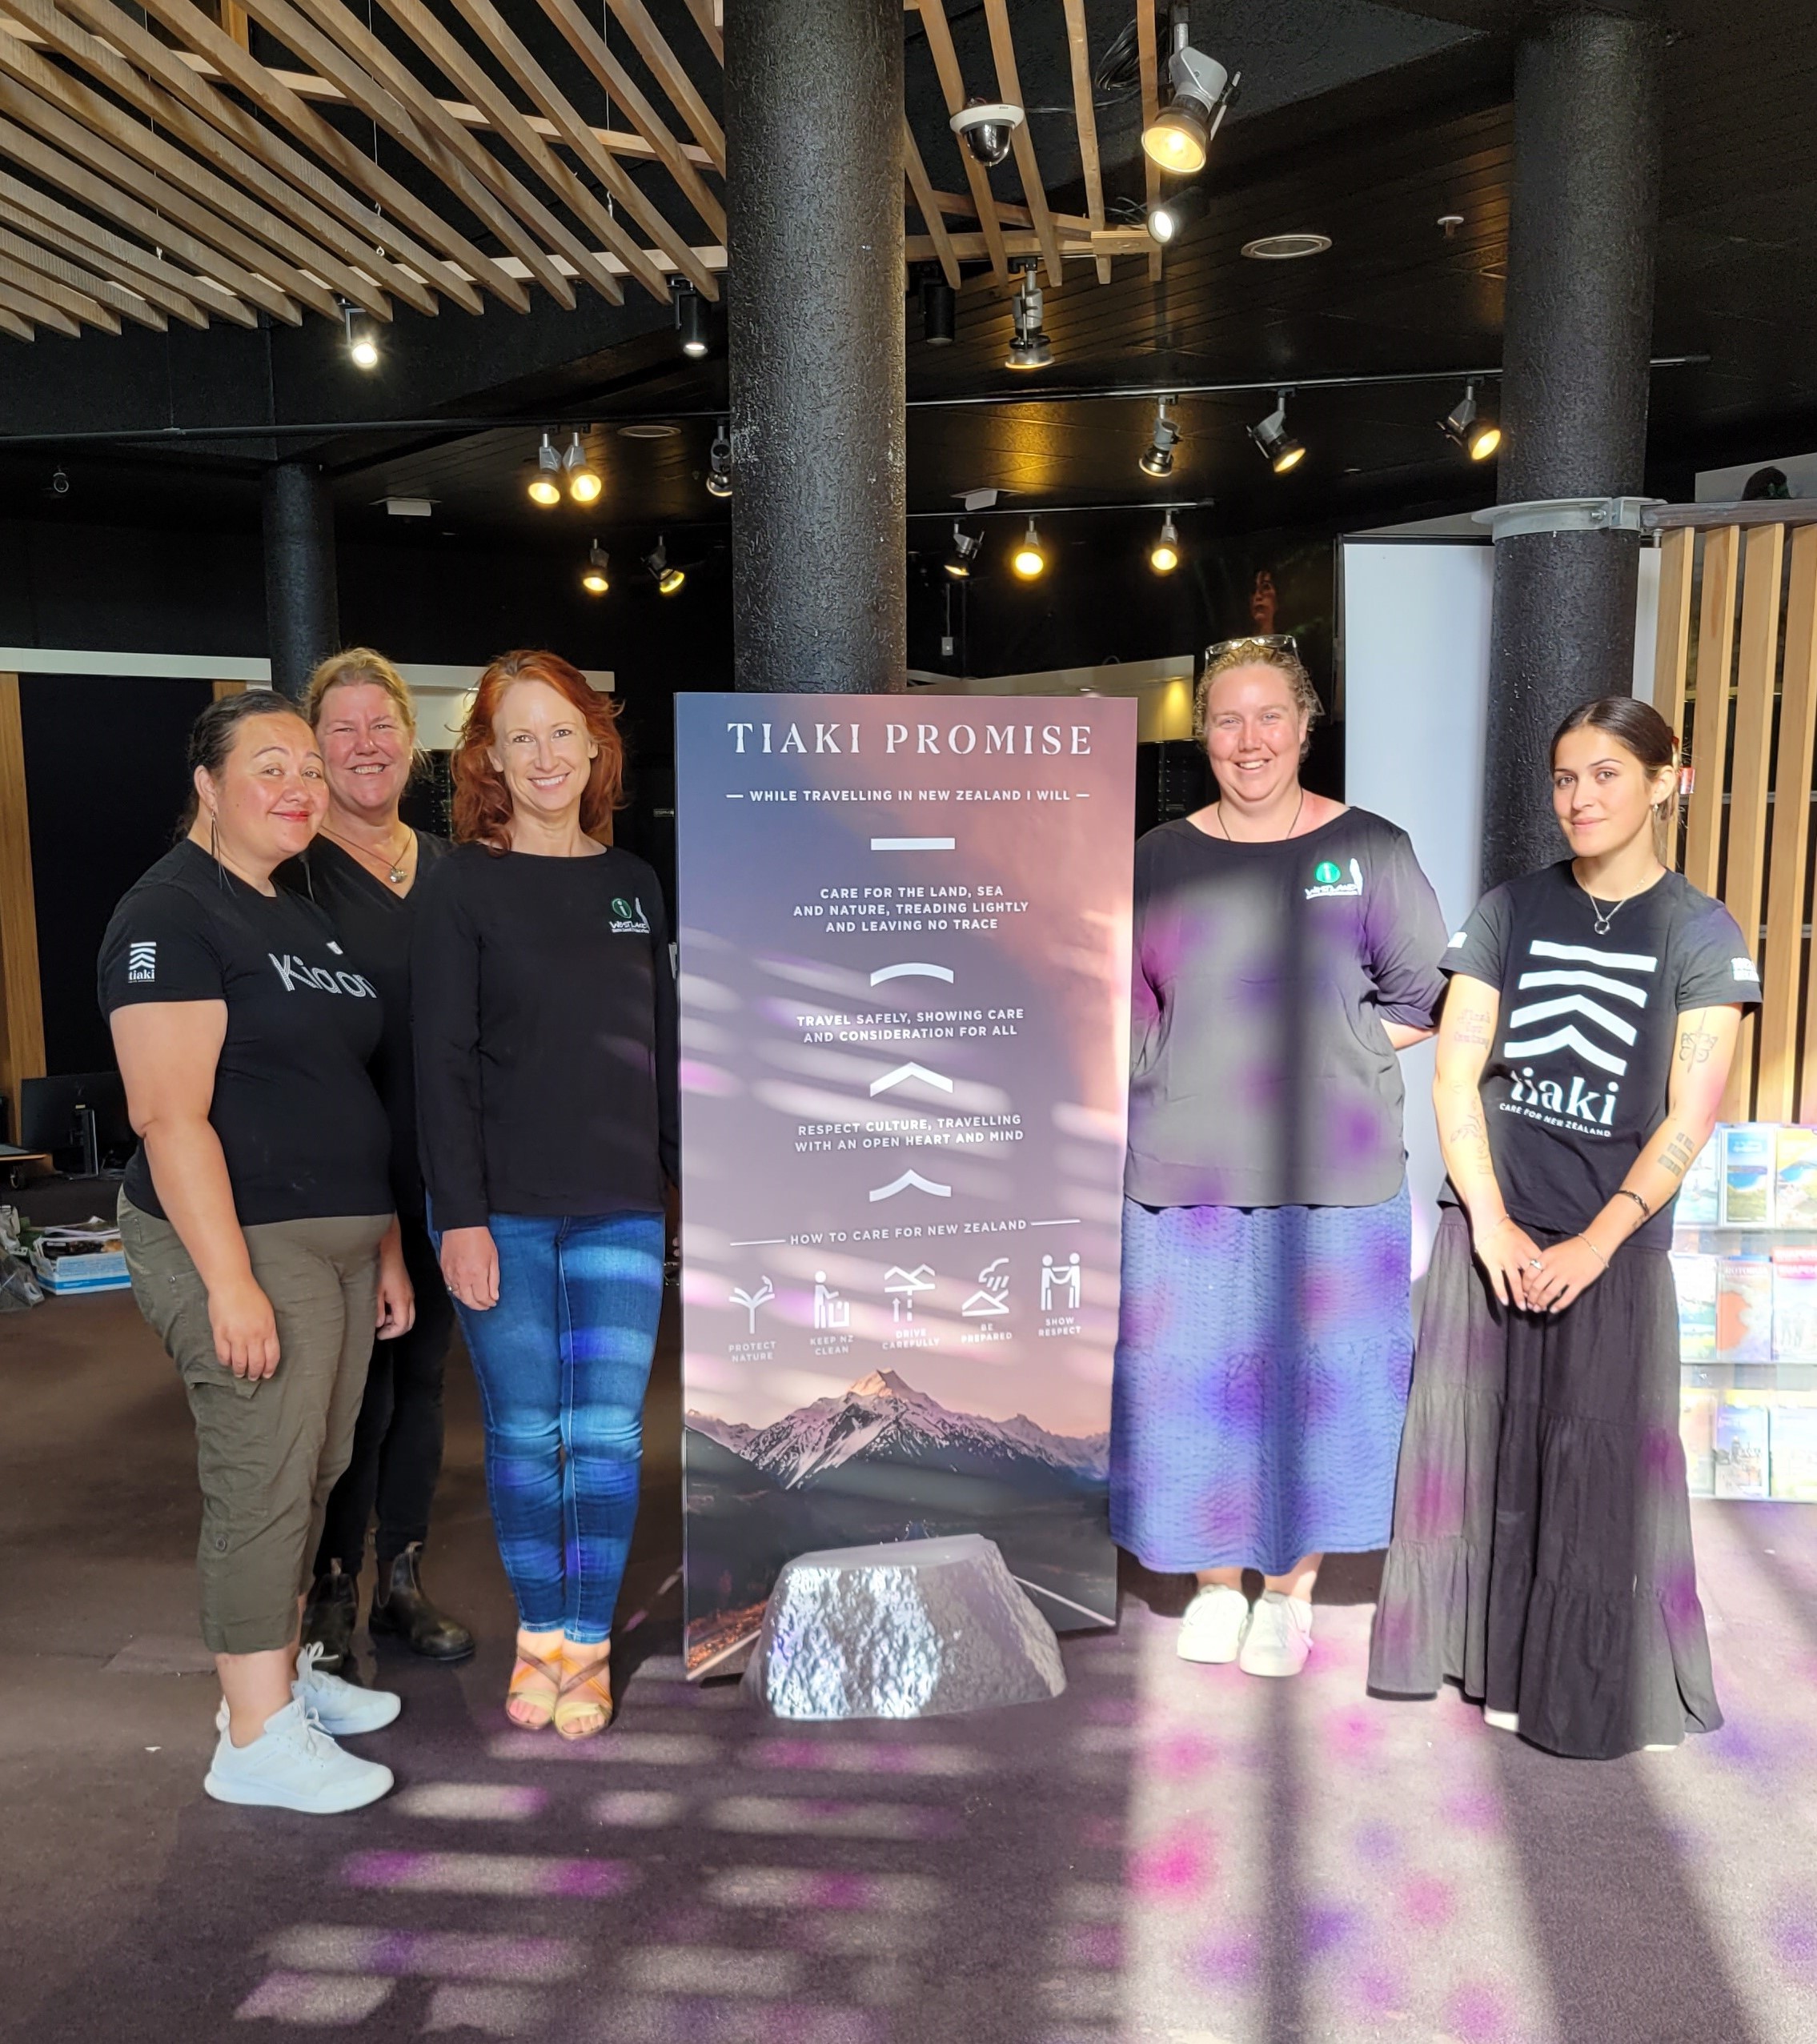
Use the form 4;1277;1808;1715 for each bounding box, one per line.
950;97;1025;169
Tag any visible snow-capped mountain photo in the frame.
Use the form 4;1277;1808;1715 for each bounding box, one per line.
688;1369;1109;1492
682;1369;1113;1674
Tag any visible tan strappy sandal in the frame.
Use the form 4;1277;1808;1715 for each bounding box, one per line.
553;1648;612;1741
505;1646;563;1730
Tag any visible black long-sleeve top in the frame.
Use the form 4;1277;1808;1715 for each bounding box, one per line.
411;841;679;1230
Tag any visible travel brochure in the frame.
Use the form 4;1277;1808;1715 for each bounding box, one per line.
1673;1122;1817;1498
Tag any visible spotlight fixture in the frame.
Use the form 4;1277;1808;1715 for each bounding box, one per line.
1248;390;1305;475
1146;187;1207;245
1438;380;1501;461
921;272;956;346
527;432;563;507
646;536;685;595
1140;398;1181;478
1141;10;1236;175
944;523;982;579
1149;512;1181;575
343;303;379;371
563;431;602;504
674;281;708;359
1006;263;1051;372
705;423;732;499
1010;519;1045;580
950;95;1024;169
580;541;610;595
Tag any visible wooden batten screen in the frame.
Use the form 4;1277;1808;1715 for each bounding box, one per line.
1654;508;1817;1122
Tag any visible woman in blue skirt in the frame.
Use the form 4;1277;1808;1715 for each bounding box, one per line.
1114;639;1446;1676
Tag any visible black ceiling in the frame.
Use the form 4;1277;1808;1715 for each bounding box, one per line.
1;0;1813;547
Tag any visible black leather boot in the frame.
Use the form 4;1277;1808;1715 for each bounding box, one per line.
369;1542;475;1662
300;1561;359;1674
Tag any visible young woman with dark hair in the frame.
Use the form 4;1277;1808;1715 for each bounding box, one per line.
1370;696;1758;1758
102;690;413;1812
412;650;677;1739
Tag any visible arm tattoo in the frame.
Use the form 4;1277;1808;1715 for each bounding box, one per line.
1446;1104;1494;1175
1451;1010;1493;1048
1660;1130;1699;1179
1678;1025;1717;1068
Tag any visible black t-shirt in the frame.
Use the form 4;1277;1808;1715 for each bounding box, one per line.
411;842;680;1228
98;840;394;1226
1443;861;1761;1248
279;832;452;1217
1126;807;1448;1208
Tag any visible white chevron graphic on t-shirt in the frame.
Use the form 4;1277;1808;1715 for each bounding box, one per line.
1502;936;1657;1077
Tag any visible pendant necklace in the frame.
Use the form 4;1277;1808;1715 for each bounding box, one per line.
325;820;411;887
1577;877;1626;937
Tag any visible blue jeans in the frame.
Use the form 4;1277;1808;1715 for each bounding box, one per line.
436;1208;664;1646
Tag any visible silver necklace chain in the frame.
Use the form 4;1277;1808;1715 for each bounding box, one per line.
1577;876;1628;936
1213;787;1306;843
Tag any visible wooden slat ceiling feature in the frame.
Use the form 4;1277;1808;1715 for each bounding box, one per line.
0;0;1152;343
0;0;726;339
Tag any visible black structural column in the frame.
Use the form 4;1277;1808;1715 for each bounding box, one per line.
1480;6;1665;888
262;460;339;702
724;0;905;694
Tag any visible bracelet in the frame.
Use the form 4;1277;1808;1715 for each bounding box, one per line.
1615;1187;1652;1220
1576;1233;1609;1272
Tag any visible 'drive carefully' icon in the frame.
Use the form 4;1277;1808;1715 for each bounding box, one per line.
883;1264;937;1324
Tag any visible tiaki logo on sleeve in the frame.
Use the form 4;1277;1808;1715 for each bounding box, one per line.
1732;956;1760;983
126;940;156;984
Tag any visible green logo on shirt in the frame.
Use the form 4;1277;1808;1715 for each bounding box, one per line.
1313;860;1342;885
608;896;652;936
612;897;632;920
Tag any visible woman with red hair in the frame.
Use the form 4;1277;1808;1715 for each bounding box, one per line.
412;650;677;1738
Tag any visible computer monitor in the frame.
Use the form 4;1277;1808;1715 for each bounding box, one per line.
18;1072;133;1173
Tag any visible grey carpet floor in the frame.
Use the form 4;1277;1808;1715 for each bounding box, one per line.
5;1285;1817;2044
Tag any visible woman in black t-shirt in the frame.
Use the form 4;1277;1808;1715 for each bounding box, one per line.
1371;697;1759;1759
101;691;413;1815
286;650;471;1677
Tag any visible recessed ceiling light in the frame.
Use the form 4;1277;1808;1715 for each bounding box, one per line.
619;423;680;440
1241;233;1332;261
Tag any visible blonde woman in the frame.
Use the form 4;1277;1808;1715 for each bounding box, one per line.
1115;640;1446;1676
288;651;472;1673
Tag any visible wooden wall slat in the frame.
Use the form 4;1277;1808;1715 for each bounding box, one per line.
1683;523;1740;899
0;671;45;1140
1654;524;1696;869
1719;522;1786;1120
1769;528;1817;1120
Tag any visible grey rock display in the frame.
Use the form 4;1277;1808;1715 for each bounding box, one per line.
741;1533;1067;1721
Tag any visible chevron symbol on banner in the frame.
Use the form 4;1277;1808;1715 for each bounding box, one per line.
869;1061;954;1097
868;1170;953;1202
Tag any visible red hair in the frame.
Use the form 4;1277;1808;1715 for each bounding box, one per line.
451;648;624;851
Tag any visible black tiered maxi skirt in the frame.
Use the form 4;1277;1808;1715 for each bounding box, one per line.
1368;1207;1722;1760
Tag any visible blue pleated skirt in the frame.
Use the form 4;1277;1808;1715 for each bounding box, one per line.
1110;1183;1414;1577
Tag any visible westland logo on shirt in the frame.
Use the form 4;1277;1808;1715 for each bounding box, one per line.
1498;936;1655;1136
1304;858;1363;900
268;952;378;998
610;896;651;935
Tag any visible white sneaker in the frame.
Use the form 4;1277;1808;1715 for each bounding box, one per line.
1177;1585;1251;1664
204;1697;393;1813
211;1645;402;1742
1483;1705;1521;1733
293;1641;401;1735
1237;1591;1313;1677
